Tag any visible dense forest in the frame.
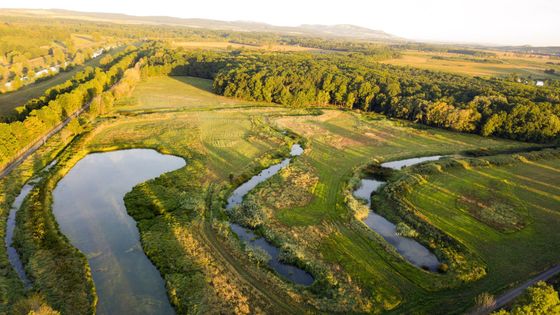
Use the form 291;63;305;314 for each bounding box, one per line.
212;54;560;142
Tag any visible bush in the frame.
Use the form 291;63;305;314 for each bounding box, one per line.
229;197;267;228
245;245;271;268
475;292;496;314
12;294;60;315
395;222;419;238
438;263;449;273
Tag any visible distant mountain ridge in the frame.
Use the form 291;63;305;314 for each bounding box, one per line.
0;8;401;41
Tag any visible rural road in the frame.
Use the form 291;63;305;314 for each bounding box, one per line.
488;264;560;313
0;101;91;179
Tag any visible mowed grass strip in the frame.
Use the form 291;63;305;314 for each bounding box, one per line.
398;156;560;312
115;76;273;112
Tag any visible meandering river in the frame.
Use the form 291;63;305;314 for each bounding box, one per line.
52;149;185;315
353;156;443;271
226;144;314;285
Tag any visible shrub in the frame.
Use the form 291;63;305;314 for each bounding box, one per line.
395;222;419;238
475;292;496;314
245;245;271;268
12;294;60;315
438;263;449;273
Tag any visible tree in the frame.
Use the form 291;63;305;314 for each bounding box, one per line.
482;112;507;137
493;281;560;315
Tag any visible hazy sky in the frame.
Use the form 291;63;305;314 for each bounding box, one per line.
4;0;560;45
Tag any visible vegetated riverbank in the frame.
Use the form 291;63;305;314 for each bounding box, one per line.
226;143;315;286
0;117;86;313
346;156;487;283
351;156;444;272
5;158;58;288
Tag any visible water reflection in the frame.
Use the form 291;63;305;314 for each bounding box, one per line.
354;156;443;271
226;144;314;285
52;149;184;315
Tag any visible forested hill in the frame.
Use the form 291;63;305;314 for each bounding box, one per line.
142;48;560;143
0;9;399;41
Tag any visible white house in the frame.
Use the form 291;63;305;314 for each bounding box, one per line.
92;49;105;59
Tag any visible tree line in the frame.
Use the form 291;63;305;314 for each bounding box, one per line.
0;45;144;170
2;46;137;122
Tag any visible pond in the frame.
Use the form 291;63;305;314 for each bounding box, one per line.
52;149;185;315
353;156;444;271
381;155;443;170
226;144;314;286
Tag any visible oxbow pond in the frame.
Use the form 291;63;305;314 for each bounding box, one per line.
353;156;444;271
52;149;185;315
226;144;314;285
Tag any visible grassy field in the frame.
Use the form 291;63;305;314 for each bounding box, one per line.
253;110;546;313
116;76;272;112
3;75;556;314
394;152;560;312
382;50;560;79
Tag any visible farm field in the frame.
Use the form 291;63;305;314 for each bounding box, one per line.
116;76;272;112
172;41;319;52
0;46;125;118
381;49;560;79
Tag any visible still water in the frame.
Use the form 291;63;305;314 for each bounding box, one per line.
353;156;444;271
52;149;185;314
226;144;314;285
6;159;58;287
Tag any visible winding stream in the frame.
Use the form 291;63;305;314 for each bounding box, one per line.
6;183;34;287
226;144;314;286
353;156;443;271
52;149;185;315
5;159;57;287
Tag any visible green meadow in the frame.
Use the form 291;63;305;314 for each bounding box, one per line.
3;75;557;314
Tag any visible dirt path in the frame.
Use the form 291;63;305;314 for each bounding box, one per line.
489;265;560;312
201;185;307;314
200;222;307;314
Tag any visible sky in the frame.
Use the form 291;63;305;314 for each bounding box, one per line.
4;0;560;46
